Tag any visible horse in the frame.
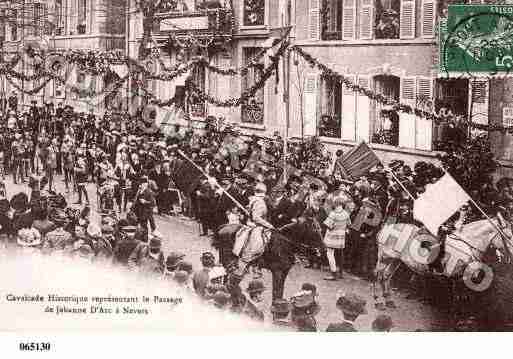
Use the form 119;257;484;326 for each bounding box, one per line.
214;219;323;303
373;216;513;311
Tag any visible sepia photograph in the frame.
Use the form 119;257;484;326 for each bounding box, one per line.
1;1;513;354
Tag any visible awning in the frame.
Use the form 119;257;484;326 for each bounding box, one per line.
110;64;129;78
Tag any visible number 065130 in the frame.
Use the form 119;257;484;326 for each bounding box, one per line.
19;342;51;351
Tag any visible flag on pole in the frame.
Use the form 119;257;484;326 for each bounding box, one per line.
170;158;205;195
335;142;381;180
413;173;471;235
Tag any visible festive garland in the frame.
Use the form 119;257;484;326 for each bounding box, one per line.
186;40;288;107
291;46;513;134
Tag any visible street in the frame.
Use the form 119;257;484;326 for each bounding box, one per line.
4;173;448;331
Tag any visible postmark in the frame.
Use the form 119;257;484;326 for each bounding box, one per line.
440;5;513;78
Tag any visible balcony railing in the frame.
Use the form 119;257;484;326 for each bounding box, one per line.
154;7;233;39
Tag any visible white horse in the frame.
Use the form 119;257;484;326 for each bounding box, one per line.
373;216;513;310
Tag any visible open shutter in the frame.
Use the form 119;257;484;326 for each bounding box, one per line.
360;0;374;40
400;0;416;39
469;79;489;126
341;75;356;141
356;76;371;142
416;77;433;150
399;77;416;148
308;0;321;41
304;74;319;137
342;0;356;40
421;0;436;38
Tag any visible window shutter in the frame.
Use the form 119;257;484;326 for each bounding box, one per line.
399;77;416;148
421;0;435;38
415;77;433;150
308;0;321;41
342;0;356;40
470;79;489;126
304;74;319;137
400;0;416;39
360;0;374;40
341;75;356;141
356;76;371;142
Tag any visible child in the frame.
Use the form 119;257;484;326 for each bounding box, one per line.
243;280;266;321
227;206;242;224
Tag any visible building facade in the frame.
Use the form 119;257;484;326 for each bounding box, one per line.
0;0;126;112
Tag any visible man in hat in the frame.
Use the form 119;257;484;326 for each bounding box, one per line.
242;279;266;321
192;252;217;299
326;292;367;332
128;231;165;274
163;251;186;279
113;226;140;266
42;211;72;256
114;151;135;213
290;290;320;332
8;91;17;112
74;153;89;205
11;132;25;184
46;138;59;192
134;176;157;234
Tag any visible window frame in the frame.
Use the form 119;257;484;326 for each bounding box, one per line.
240;0;269;30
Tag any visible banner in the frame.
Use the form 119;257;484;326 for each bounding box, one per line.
413;173;470;235
171;157;205;195
336;142;381;180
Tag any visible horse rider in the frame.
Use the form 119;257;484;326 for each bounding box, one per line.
232;182;275;278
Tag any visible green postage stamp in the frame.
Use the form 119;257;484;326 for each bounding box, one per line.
441;4;513;75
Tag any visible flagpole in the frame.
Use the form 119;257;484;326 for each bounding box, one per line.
177;149;250;217
386;167;416;202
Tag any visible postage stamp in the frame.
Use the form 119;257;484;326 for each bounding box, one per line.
441;4;513;76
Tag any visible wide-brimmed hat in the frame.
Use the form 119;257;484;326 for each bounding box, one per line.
166;252;185;270
246;280;266;294
212;290;231;308
336;292;367;316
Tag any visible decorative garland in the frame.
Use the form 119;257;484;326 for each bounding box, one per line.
186;40;288;107
291;45;513;134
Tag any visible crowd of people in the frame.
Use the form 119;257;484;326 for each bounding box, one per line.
0;92;503;331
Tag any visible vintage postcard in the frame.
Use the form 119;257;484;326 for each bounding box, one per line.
1;2;513;351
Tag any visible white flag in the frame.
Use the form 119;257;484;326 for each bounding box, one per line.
413;173;470;235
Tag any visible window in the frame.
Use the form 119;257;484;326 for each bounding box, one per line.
0;10;5;42
56;0;64;35
78;0;87;34
318;0;417;40
241;47;264;124
319;75;342;138
375;0;400;39
243;0;265;27
190;65;206;117
11;10;17;41
322;0;342;40
372;75;400;145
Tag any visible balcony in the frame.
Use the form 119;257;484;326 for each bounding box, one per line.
153;5;233;42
